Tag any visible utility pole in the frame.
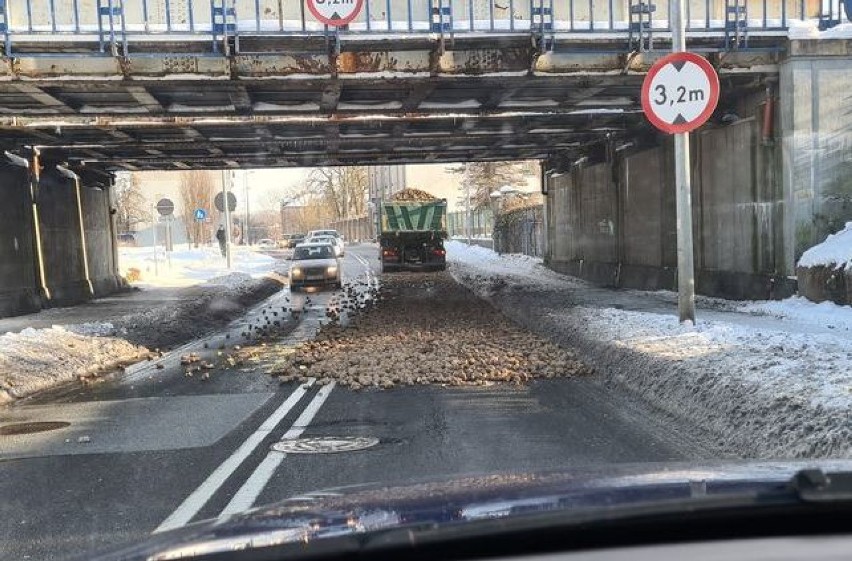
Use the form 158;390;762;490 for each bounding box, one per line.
151;202;158;276
244;170;250;246
671;0;695;324
464;166;472;246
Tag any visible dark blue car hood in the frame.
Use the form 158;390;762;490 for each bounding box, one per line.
86;459;852;561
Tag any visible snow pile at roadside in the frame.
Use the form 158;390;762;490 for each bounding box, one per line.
739;297;852;332
559;307;852;457
447;242;852;458
0;327;149;404
797;222;852;271
119;246;277;288
445;240;575;289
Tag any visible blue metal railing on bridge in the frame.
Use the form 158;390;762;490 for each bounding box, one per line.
0;0;844;56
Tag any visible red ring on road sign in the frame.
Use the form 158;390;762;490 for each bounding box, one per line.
641;52;720;135
306;0;365;27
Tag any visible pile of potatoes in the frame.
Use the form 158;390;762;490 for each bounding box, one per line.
274;273;591;390
390;188;439;202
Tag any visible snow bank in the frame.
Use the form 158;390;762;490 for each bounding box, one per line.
739;296;852;332
445;240;572;288
119;246;277;288
448;242;852;458
0;327;149;404
797;222;852;271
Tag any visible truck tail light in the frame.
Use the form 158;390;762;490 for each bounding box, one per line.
432;249;446;256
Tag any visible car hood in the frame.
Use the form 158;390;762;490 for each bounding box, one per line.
82;459;852;561
291;258;339;268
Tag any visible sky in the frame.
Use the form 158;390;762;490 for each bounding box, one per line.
132;163;540;215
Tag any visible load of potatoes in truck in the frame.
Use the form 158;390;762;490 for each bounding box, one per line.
379;189;447;273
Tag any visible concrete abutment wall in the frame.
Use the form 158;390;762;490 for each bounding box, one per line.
545;90;796;300
0;161;122;318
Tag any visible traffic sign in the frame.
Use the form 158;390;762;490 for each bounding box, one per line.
155;198;175;216
194;208;207;221
306;0;364;27
214;191;237;212
641;52;719;135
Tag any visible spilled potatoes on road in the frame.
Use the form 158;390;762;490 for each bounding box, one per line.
245;272;592;390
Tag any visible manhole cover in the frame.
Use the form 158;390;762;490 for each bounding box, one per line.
0;421;70;436
271;436;379;454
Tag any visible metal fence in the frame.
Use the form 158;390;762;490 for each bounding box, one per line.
330;216;374;242
493;205;544;257
0;0;842;56
447;209;493;240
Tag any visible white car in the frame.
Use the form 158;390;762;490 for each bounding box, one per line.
289;243;342;292
306;235;344;257
307;229;340;239
257;239;276;249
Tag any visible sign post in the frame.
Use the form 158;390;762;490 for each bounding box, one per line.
220;171;232;269
156;198;175;270
640;6;719;324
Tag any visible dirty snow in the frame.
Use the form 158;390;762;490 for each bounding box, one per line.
119;246;277;288
447;243;852;458
0;327;149;404
797;221;852;271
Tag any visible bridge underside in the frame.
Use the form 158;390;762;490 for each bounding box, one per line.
0;35;780;175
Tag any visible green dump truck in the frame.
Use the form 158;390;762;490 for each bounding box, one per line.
378;199;448;273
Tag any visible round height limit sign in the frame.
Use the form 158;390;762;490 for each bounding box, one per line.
307;0;364;26
641;52;719;134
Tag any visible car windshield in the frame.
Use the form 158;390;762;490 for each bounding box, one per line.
294;245;334;260
3;9;852;561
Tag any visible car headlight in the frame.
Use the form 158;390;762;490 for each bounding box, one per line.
326;266;338;276
291;267;303;277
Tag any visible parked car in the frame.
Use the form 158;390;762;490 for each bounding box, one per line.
279;233;306;248
117;232;137;247
289;243;342;292
257;238;276;249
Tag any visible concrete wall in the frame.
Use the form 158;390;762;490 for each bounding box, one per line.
546;93;797;300
0;164;40;317
0;161;122;318
781;42;852;274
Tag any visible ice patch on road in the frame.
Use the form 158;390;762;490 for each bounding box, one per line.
119;246;277;288
0;327;148;404
447;242;852;458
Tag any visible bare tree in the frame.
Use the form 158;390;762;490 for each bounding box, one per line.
114;173;148;233
178;170;216;247
302;166;368;220
449;161;536;209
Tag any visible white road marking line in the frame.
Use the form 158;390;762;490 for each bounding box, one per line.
153;379;316;533
217;381;337;519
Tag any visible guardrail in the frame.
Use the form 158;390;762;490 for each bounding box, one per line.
0;0;845;56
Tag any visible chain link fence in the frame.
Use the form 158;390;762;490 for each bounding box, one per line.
493;206;544;257
446;209;493;240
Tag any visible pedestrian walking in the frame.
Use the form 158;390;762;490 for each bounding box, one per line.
216;225;226;257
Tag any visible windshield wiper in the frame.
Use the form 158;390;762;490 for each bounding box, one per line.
789;469;852;502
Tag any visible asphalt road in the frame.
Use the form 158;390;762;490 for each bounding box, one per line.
0;244;714;561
